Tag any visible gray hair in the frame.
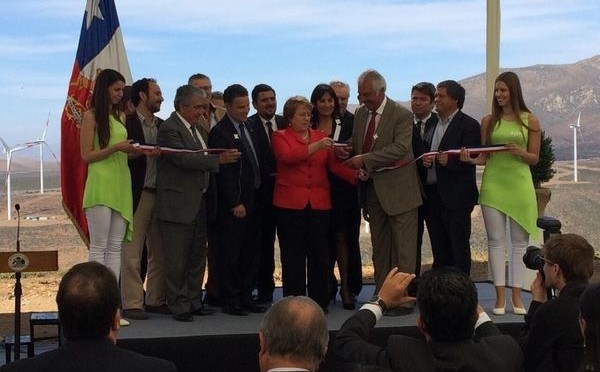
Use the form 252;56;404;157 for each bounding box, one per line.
357;69;386;92
329;80;350;92
259;296;329;367
174;85;207;111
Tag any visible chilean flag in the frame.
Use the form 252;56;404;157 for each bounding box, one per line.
60;0;132;245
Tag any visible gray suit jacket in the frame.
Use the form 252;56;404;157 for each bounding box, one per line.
352;98;422;215
156;111;220;224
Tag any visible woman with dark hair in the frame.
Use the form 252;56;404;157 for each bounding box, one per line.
580;283;600;371
80;68;136;279
272;96;358;313
310;83;361;310
461;71;541;315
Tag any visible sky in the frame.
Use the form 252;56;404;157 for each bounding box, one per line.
1;0;600;157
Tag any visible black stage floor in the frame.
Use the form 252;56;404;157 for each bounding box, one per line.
2;283;531;371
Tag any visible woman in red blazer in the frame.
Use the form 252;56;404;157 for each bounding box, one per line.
272;96;357;313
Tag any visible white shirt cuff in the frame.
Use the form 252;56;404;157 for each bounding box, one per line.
360;303;384;321
475;311;491;329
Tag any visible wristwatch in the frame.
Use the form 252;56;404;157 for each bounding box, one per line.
368;295;388;312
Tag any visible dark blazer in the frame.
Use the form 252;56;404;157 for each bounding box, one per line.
246;113;287;205
432;111;480;210
335;309;523;372
412;113;437;185
155;111;219;224
125;113;163;211
519;280;587;372
0;338;176;372
208;115;260;213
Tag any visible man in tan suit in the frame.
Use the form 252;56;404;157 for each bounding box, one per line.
340;69;422;305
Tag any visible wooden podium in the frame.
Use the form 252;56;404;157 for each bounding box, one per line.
1;250;58;362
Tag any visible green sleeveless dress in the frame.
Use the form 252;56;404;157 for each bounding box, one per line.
479;114;539;238
82;115;133;242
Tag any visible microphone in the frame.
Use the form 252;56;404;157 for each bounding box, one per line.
15;204;21;252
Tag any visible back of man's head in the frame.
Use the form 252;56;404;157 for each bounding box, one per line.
57;262;121;340
417;267;478;342
259;296;328;370
544;233;595;282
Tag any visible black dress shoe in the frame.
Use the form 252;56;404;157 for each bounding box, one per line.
192;307;216;316
145;304;171;314
222;306;249;316
203;293;222;307
242;303;268;313
172;312;194;322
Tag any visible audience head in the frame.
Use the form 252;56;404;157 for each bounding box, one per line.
310;84;340;127
542;233;595;289
223;84;250;123
212;90;225;108
174;85;209;124
188;73;213;100
92;68;126;149
435;80;465;117
259;296;328;372
357;69;386;111
251;84;277;120
411;82;436;119
580;283;600;371
416;267;478;342
57;262;121;341
131;77;163;114
329;80;351;115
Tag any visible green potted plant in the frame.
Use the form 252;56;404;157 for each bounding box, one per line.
530;131;556;216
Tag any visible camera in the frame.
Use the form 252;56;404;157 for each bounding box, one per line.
523;246;544;271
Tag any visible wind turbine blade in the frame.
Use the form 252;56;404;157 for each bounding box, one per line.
41;112;50;140
0;137;10;153
42;141;59;163
577;112;581;127
578;128;584;143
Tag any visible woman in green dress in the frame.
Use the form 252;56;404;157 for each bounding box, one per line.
461;72;541;315
80;68;136;278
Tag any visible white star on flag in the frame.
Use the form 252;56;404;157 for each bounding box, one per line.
85;0;104;29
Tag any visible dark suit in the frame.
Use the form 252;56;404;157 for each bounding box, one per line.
422;111;480;274
328;110;363;298
208;115;262;310
156;111;220;316
519;280;587;372
246;113;287;301
335;309;523;372
411;113;437;275
0;338;176;372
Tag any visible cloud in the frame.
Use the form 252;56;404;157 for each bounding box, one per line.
0;35;76;58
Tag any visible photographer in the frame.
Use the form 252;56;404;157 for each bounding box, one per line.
334;267;522;371
519;233;595;372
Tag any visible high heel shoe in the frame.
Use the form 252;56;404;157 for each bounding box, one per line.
511;300;527;315
492;301;506;315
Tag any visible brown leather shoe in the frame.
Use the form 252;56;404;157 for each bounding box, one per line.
122;308;149;320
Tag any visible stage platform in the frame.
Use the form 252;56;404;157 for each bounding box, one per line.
2;283;531;371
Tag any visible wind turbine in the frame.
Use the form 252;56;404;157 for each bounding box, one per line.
569;113;584;182
0;137;36;220
34;115;59;194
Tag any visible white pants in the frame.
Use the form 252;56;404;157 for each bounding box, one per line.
482;205;529;288
85;205;126;278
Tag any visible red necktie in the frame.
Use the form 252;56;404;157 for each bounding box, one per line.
362;110;377;153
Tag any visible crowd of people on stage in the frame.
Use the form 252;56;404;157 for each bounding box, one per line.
57;65;600;371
